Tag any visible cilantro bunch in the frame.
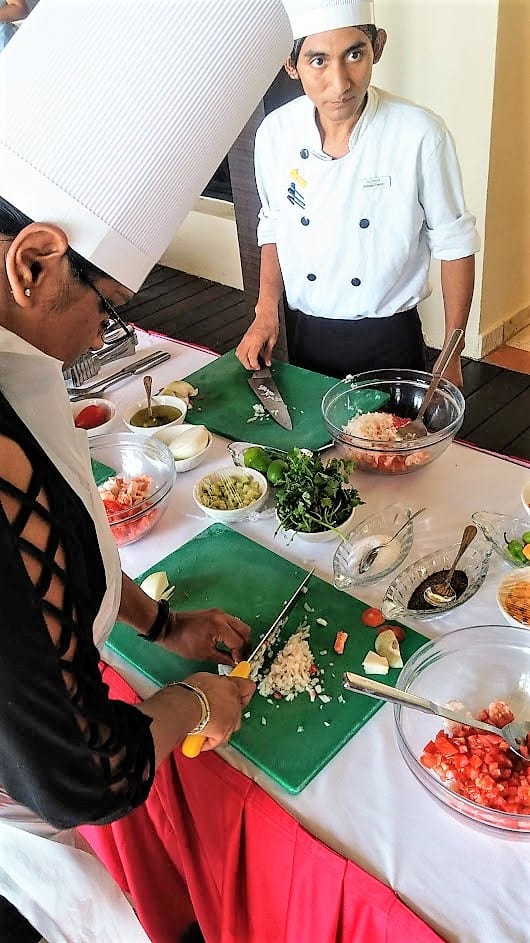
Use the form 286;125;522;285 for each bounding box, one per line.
274;448;363;535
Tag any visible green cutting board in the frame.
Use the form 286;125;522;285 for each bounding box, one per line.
183;349;336;450
107;525;427;794
91;457;115;487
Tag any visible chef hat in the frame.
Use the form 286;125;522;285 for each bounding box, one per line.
284;0;375;40
0;0;292;291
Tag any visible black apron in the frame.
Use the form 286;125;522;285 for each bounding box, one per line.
285;306;427;379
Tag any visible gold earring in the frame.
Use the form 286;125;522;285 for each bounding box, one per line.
24;288;31;297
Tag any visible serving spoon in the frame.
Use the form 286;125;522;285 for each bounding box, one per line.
342;672;530;762
394;328;464;441
143;374;153;420
423;524;477;607
358;507;426;575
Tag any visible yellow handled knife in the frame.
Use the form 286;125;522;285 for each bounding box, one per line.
181;567;315;758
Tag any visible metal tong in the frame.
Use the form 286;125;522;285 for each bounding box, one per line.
67;350;171;401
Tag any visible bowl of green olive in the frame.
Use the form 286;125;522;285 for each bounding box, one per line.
193;466;268;522
472;511;530;568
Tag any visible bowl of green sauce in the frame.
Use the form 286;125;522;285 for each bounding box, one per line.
122;394;187;436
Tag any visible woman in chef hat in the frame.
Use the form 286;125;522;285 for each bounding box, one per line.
0;1;291;941
236;0;479;386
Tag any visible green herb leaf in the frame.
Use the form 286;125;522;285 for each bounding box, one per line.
275;448;363;534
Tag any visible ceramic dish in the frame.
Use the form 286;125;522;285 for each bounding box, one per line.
472;511;530;568
72;398;116;437
395;624;530;836
122;394;187;436
333;502;414;587
277;506;357;544
497;569;530;628
153;423;213;473
382;538;491;620
193;466;268;522
521;482;530;518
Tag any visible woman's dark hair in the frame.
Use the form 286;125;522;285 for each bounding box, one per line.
0;195;107;283
290;24;378;67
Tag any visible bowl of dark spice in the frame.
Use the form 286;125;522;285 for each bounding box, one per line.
381;539;492;620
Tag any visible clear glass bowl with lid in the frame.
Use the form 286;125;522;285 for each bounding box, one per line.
394;624;530;836
333;502;415;587
321;369;465;476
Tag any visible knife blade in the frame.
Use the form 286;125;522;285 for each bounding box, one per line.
181;567;315;758
248;364;293;430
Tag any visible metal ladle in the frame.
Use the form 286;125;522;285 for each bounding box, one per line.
423;524;477;607
343;672;530;762
143;374;153;420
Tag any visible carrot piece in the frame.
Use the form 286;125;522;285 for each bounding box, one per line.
334;631;348;655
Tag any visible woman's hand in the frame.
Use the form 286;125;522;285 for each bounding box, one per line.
184;671;256;751
160;608;252;666
236;314;279;370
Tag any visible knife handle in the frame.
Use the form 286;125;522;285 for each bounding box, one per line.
181;660;252;758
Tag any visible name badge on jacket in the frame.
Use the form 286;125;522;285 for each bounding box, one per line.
362;175;391;190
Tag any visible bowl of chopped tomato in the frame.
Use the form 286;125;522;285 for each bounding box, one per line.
89;432;176;546
321;369;465;475
394;625;530;836
72;397;116;437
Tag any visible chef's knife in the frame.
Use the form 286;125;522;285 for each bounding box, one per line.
181;567;315;758
248;361;293;430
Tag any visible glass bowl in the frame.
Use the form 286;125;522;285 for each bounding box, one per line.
89;432;176;546
472;511;530;568
381;538;492;620
321;369;465;475
394;624;530;836
522;481;530;518
333;502;414;587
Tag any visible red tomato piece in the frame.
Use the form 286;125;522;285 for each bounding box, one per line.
74;404;109;429
361;607;385;628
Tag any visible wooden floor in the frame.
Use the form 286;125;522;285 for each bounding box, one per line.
130;266;530;463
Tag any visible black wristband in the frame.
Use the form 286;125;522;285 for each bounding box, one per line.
139;598;170;642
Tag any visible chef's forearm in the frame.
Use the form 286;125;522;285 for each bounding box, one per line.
0;0;27;22
440;255;475;350
118;571;159;634
255;243;284;321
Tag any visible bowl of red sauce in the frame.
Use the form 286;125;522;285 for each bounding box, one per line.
394;625;530;836
72;398;116;437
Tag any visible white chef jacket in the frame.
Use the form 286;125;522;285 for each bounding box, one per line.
0;327;151;942
255;86;480;321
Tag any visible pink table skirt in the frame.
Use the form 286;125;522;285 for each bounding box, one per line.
81;664;445;943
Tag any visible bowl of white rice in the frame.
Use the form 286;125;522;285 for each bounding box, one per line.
321;369;465;476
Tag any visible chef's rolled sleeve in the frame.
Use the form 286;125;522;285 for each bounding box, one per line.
255;121;279;246
420;130;480;260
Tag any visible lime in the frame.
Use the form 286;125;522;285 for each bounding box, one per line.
243;446;271;473
267;459;288;485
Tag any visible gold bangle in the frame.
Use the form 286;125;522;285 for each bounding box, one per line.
167;681;211;734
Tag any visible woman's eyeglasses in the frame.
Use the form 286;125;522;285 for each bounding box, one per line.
76;269;136;349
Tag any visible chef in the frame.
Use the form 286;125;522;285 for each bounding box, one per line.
236;0;480;386
0;1;291;941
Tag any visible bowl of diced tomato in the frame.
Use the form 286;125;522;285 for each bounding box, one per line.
89;432;176;546
394;624;530;836
72;398;116;437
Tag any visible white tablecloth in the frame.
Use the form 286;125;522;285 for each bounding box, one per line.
93;330;530;943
